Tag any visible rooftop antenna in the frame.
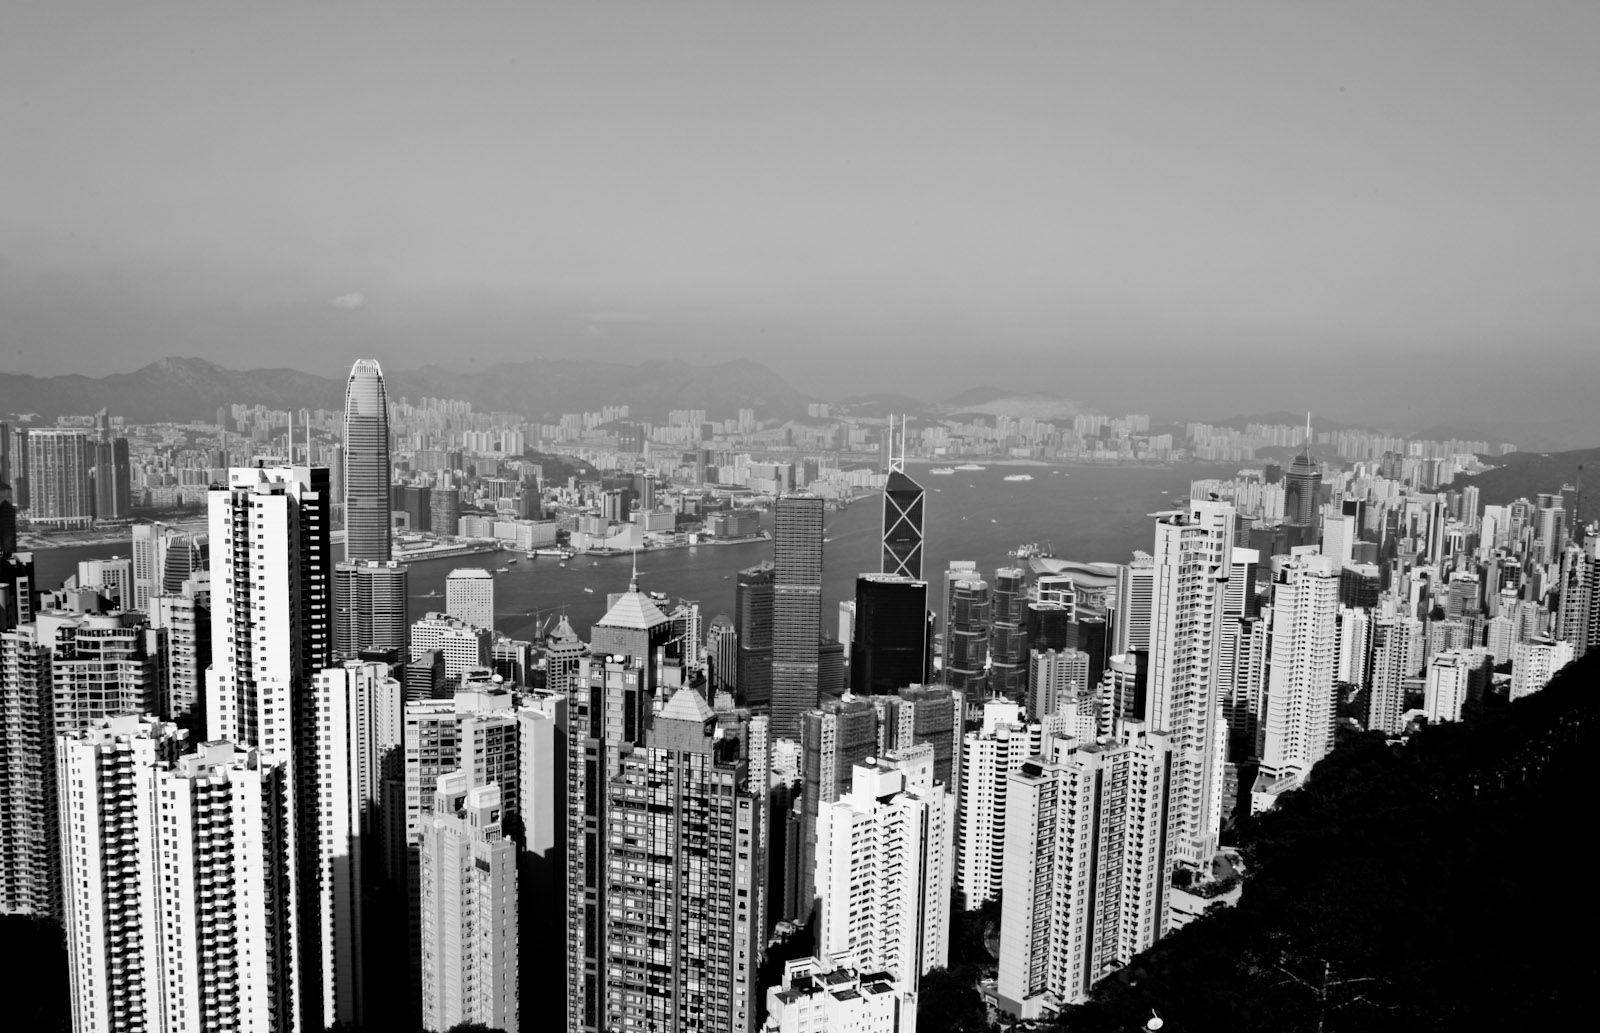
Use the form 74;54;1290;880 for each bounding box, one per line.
889;413;906;474
630;547;640;593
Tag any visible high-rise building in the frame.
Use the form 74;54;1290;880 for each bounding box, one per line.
1283;429;1322;530
850;574;932;695
1368;615;1424;734
131;521;206;612
1251;553;1340;813
410;611;494;679
773;493;824;737
565;657;765;1033
943;570;990;697
881;420;924;579
815;747;953;994
420;773;519;1033
334;559;409;660
431;481;461;537
446;567;496;631
1113;551;1157;656
24;427;95;528
1;621;60;917
761;957;917;1033
75;556;133;609
735;562;774;707
1146;499;1235;865
1027;647;1090;723
872;684;963;791
1511;637;1575;700
90;433;132;521
343;359;393;562
988;567;1029;699
793;695;880;925
146;571;211;721
995;723;1175;1018
1424;648;1492;723
707;612;737;695
956;700;1042;910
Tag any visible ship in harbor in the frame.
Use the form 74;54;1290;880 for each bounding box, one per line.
953;463;986;471
928;467;957;476
1003;473;1034;482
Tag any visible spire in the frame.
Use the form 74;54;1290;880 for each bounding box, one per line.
630;547;640;593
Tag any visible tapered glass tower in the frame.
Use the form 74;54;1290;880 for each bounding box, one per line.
343;359;392;562
882;415;924;578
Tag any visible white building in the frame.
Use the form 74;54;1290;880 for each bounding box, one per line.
814;745;953;995
419;773;519;1033
955;700;1041;910
1027;647;1089;722
410;611;495;679
995;722;1175;1019
1146;499;1234;865
1368;614;1423;734
445;567;496;631
1511;637;1575;700
1252;553;1340;813
57;715;300;1033
761;957;915;1033
1424;648;1492;724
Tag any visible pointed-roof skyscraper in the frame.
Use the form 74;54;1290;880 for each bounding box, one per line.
343;359;392;561
882;414;924;579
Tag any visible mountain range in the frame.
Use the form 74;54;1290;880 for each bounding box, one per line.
0;356;811;424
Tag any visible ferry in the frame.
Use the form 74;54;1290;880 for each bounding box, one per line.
495;566;511;573
1003;473;1034;482
506;556;519;563
954;463;986;471
583;586;595;594
928;467;957;476
533;546;575;559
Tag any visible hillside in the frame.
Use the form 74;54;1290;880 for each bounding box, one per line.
0;355;810;424
939;386;1083;421
1055;649;1600;1033
1449;446;1600;508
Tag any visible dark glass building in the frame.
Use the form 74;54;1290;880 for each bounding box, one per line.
882;468;925;579
849;574;932;695
772;493;824;738
735;562;774;707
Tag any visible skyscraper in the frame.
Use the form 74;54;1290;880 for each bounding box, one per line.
1251;552;1340;813
773;493;825;737
24;427;94;528
996;723;1175;1018
334;559;409;660
446;566;496;630
881;417;924;579
1113;551;1157;656
131;521;206;612
850;574;932;696
1283;423;1322;531
943;570;991;697
343;359;393;562
956;700;1042;911
1147;499;1235;867
146;571;211;721
420;773;519;1033
735;561;774;707
794;695;881;925
988;567;1028;699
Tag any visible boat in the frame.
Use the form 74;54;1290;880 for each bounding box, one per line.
1003;473;1034;482
928;467;957;476
954;463;985;471
583;586;595;594
495;566;510;573
506;557;519;563
558;562;567;568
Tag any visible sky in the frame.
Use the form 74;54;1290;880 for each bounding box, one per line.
2;1;1597;432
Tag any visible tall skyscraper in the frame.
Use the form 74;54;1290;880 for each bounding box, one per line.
815;747;953;995
146;571;211;721
794;695;880;925
446;566;496;630
1251;552;1340;813
995;723;1175;1018
772;493;825;737
988;567;1028;698
24;427;94;528
566;657;765;1033
956;700;1042;910
1146;499;1235;866
343;358;393;562
1368;614;1423;734
850;574;932;696
881;416;924;579
1113;551;1157;656
420;773;520;1033
334;559;409;660
1283;426;1322;531
943;569;991;697
735;561;774;707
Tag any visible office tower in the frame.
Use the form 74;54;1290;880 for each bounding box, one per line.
204;461;332;1033
1024;600;1073;653
58;722;301;1033
873;684;963;791
589;578;675;681
90;435;132;521
1251;554;1340;813
4;424;26;510
147;571;213;721
393;483;432;532
566;659;764;1033
543;615;588;699
430;481;460;537
995;723;1175;1018
1556;537;1598;655
405;648;448;701
1321;499;1356;566
1146;499;1235;865
1511;637;1575;700
735;562;774;707
707;613;737;694
1283;427;1321;530
956;700;1042;910
1027;647;1090;722
772;493;824;737
1368;615;1424;733
988;567;1028;699
343;358;393;562
132;521;206;612
1113;551;1156;655
1339;562;1382;609
815;747;953;994
446;566;496;630
410;611;494;679
334;559;409;660
24;427;95;527
881;418;924;579
1424;648;1492;723
850;574;932;695
420;773;519;1033
794;695;881;925
943;570;991;697
761;957;916;1033
76;556;133;608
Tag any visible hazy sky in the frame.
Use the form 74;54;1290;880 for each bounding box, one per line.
3;1;1597;428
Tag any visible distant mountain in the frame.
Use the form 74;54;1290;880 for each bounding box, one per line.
833;392;929;417
1450;446;1600;508
0;355;810;424
0;357;344;424
938;386;1083;420
1202;411;1358;433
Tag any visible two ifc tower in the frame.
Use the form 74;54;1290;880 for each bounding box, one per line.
343;358;393;563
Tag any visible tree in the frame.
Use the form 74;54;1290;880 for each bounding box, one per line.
918;967;991;1033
